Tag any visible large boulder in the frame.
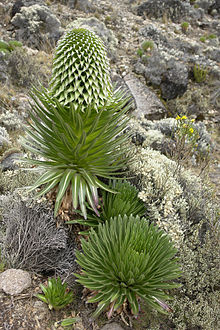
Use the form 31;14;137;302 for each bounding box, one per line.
123;74;166;119
68;0;96;12
11;4;63;49
135;54;188;100
160;61;188;100
10;0;44;18
0;269;31;295
136;0;191;22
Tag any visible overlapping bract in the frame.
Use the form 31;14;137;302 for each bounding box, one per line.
75;215;181;318
68;180;146;230
22;88;130;218
50;28;113;111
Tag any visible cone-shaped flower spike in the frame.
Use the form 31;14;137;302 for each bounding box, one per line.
50;28;113;111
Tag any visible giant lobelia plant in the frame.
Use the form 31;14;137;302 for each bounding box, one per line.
75;214;182;318
22;28;131;218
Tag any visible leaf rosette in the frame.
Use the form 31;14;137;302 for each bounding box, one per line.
67;180;146;231
37;277;74;310
22;88;130;218
75;215;181;318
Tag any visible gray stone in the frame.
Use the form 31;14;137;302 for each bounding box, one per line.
0;269;31;295
197;0;220;14
11;0;44;18
124;74;166;120
0;53;9;84
0;127;10;151
0;3;5;16
100;322;124;330
139;24;170;49
0;152;22;171
135;52;167;86
160;61;188;100
11;4;63;49
136;0;191;23
69;0;96;12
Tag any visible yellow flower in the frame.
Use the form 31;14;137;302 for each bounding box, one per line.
189;128;194;133
176;115;181;120
182;123;187;128
181;115;187;120
191;119;195;122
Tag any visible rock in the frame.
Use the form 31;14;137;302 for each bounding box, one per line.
197;0;220;14
0;127;10;151
0;53;9;84
124;74;166;119
11;0;44;17
67;17;118;60
0;269;31;295
136;0;190;22
135;52;166;86
11;0;24;18
100;323;124;330
69;0;96;12
11;4;63;49
135;54;188;100
160;61;188;100
0;152;23;171
139;24;170;48
0;3;5;16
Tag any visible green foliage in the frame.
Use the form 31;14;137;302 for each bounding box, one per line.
36;277;74;310
199;34;217;43
50;28;113;111
181;22;189;33
207;33;217;39
193;64;207;83
66;180;146;231
141;40;154;52
104;16;112;24
0;39;22;53
137;48;144;57
199;36;206;43
54;317;81;328
22;87;130;219
75;214;181;318
0;249;6;272
137;40;154;58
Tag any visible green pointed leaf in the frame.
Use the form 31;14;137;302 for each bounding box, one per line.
54;170;73;215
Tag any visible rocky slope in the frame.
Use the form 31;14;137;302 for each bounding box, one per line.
0;0;219;329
